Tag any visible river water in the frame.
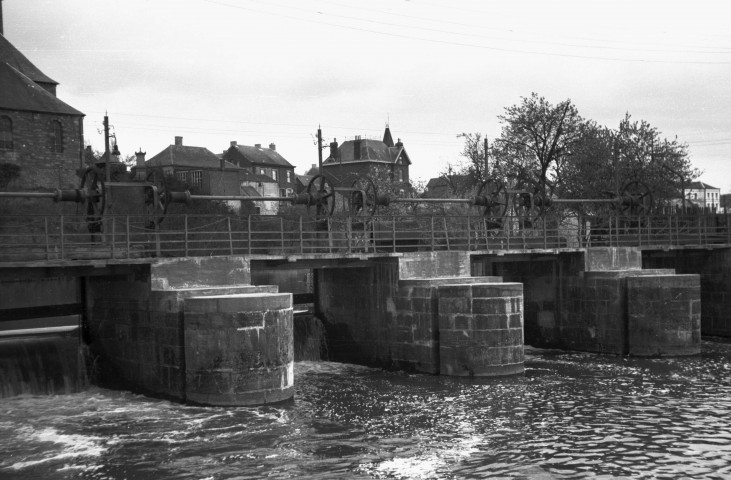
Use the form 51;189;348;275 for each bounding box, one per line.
1;340;730;479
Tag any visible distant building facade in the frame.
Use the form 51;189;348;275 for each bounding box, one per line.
223;142;296;198
321;126;411;185
144;136;243;196
686;181;720;210
0;31;84;190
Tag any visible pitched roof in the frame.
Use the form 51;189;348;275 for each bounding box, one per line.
240;172;277;184
296;174;313;185
240;186;262;197
687;181;719;190
0;62;83;115
231;144;293;168
323;138;411;166
146;144;239;170
0;33;57;87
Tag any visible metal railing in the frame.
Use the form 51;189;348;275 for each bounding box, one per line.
1;213;730;262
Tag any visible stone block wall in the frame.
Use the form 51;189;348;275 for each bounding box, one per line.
559;269;678;354
184;293;293;406
150;256;251;290
627;275;701;356
438;283;524;376
390;276;502;373
643;249;731;336
398;251;471;279
584;247;642;271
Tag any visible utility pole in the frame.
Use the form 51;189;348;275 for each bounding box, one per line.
484;136;489;179
104;114;111;183
317;126;323;175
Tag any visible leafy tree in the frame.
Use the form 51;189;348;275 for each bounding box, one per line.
492;92;585;191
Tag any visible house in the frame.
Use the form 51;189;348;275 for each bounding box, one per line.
240;172;279;215
321;126;411;185
686;181;720;210
423;174;476;198
144;136;243;196
0;26;84;191
295;174;313;194
223;141;296;197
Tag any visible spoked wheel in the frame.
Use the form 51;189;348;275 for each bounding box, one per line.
619;180;653;216
307;174;336;217
79;167;105;233
474;179;509;221
513;180;552;226
144;169;169;228
350;176;378;217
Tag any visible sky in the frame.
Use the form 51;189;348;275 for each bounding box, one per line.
4;0;731;190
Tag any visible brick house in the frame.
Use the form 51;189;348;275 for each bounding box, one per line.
144;136;244;196
321;126;411;185
0;32;84;191
223;141;296;197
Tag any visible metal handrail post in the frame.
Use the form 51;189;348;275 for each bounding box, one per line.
126;216;131;259
228;217;234;255
392;216;396;253
44;217;50;260
111;215;116;258
443;217;450;251
430;216;435;251
247;215;252;255
299;216;304;254
280;217;284;252
184;215;189;257
347;216;352;253
60;215;65;259
467;216;471;251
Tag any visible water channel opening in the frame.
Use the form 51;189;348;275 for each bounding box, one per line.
0;327;88;398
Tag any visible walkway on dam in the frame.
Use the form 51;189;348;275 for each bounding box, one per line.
1;212;730;264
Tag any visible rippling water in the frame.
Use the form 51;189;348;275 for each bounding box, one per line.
1;340;731;479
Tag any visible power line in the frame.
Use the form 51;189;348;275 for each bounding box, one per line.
202;0;731;64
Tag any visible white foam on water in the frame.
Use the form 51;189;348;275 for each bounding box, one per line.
377;454;443;479
8;427;106;471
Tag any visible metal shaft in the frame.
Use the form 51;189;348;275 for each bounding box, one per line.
390;198;474;204
0;192;58;198
188;194;295;202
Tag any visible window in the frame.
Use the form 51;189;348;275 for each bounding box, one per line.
176;170;202;189
272;169;278;181
49;120;63;153
286;170;292;183
279;188;286;197
397;169;404;182
260;168;266;175
0;116;12;150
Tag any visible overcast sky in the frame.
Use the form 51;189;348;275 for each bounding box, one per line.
5;0;731;190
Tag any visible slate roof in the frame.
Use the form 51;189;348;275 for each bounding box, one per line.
146;144;239;170
0;33;57;87
322;138;410;166
687;181;719;190
230;145;293;168
0;62;83;115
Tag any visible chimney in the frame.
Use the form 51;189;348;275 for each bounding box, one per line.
135;149;146;167
255;143;261;149
353;136;362;160
174;136;183;146
269;143;276;151
396;137;403;149
329;138;339;160
220;157;225;171
230;140;237;147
